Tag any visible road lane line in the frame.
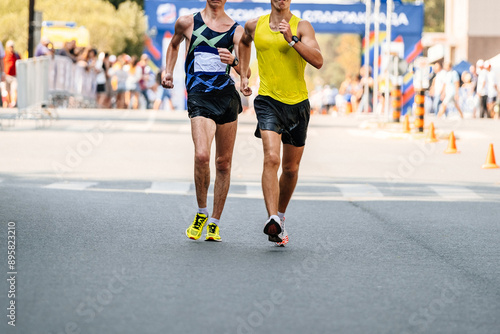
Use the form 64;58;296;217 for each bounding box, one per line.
44;182;98;190
245;183;263;198
429;186;482;199
146;181;191;194
333;183;384;198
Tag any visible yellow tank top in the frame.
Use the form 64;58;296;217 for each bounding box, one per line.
254;14;308;104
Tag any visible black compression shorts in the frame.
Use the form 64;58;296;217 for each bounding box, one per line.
187;86;242;125
254;95;311;147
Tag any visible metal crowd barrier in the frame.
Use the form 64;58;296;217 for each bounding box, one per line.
13;55;97;124
16;56;51;117
49;55;97;108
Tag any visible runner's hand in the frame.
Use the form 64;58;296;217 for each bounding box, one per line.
279;19;292;43
162;71;174;89
217;48;235;65
240;77;252;97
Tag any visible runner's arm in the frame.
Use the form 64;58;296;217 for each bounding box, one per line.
239;18;258;96
219;25;250;78
280;19;323;69
162;15;192;89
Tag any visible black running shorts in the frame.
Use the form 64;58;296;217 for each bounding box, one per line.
187;86;242;125
254;95;311;147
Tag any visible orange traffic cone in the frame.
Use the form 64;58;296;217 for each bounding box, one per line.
481;144;499;169
403;114;411;133
444;131;459;154
426;122;438;143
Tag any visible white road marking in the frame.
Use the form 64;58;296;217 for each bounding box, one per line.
44;182;97;190
333;183;384;198
429;186;482;199
146;181;191;194
245;183;263;198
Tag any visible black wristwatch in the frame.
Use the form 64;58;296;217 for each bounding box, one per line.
231;56;239;67
288;35;299;47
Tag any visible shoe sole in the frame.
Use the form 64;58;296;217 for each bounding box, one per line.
263;220;282;242
275;235;289;247
205;238;221;242
268;234;282;243
186;229;202;240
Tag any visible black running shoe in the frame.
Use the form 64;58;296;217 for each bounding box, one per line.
263;217;282;242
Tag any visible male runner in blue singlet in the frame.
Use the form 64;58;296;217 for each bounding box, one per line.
162;0;247;242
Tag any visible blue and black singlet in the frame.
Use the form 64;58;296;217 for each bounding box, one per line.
185;12;239;94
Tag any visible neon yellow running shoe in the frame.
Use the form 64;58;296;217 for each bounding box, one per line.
186;213;208;240
205;223;221;242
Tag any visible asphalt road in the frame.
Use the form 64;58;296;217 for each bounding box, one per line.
0;109;499;333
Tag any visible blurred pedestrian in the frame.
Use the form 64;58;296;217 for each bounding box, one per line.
485;61;497;117
2;40;21;108
152;70;173;111
95;52;111;108
357;65;373;113
476;59;489;118
109;54;127;109
0;41;5;106
430;61;445;114
459;71;476;115
437;62;463;118
56;40;77;63
124;55;141;109
138;54;151;109
35;37;53;57
336;74;354;113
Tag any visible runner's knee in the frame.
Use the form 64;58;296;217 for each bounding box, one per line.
195;151;210;165
263;152;280;170
215;156;231;173
282;163;299;178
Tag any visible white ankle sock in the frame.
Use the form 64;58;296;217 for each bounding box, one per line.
269;215;280;223
208;218;219;225
278;212;285;220
198;207;209;216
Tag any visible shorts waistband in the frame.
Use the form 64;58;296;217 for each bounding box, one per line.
257;94;309;107
188;85;237;98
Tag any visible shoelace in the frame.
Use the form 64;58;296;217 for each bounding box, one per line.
208;224;217;234
193;215;205;230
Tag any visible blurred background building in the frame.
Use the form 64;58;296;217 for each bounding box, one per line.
424;0;500;64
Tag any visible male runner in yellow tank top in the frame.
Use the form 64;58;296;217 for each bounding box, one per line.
239;0;323;246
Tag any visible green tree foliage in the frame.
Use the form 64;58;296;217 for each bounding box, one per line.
402;0;444;32
107;0;144;10
0;0;146;56
0;0;29;53
305;34;361;89
422;0;444;32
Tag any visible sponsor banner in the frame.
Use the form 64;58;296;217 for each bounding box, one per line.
145;1;423;35
145;0;423;108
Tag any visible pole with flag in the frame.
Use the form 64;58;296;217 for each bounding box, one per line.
384;0;393;121
363;0;372;114
372;0;381;116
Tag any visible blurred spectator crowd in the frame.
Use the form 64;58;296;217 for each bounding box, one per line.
1;36;500;119
429;59;499;119
0;38;173;111
308;60;500;120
